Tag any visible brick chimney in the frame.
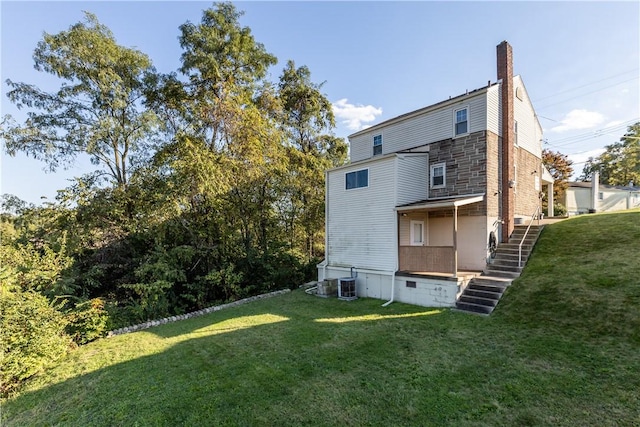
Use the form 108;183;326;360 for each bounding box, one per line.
497;41;514;243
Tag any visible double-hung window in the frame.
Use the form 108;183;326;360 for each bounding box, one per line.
454;107;468;136
430;163;445;188
345;169;369;190
373;135;382;156
410;220;425;246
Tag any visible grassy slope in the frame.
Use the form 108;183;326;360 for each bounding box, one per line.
3;210;640;426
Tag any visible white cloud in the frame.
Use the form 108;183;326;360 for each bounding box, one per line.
550;109;605;133
332;98;382;131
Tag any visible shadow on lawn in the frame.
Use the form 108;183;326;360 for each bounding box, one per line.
4;292;450;426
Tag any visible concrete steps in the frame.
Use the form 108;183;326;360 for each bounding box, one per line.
455;224;544;315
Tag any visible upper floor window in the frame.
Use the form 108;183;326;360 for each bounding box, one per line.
454;107;468;136
346;169;369;190
373;135;382;156
514;120;519;146
430;163;446;188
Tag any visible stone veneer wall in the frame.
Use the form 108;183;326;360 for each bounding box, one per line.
428;130;489;218
515;147;543;217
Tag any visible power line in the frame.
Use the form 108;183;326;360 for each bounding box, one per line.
547;119;634;145
544;118;639;148
532;68;639;103
536;76;639;110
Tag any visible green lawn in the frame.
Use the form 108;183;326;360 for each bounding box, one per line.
3;210;640;426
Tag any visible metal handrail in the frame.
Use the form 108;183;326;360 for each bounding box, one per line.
518;206;541;268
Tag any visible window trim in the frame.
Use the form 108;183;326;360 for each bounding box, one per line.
345;168;369;190
430;162;446;189
373;134;383;156
454;106;469;137
410;220;425;246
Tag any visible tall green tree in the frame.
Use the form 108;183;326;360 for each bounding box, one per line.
175;2;277;151
2;12;158;189
147;3;295;297
581;122;640;186
277;61;347;259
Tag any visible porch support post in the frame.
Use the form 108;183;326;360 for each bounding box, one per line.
547;182;554;217
452;206;458;278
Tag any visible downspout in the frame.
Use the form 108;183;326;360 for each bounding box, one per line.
382;274;396;307
383;206;401;307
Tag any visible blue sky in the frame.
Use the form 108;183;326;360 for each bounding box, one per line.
2;1;639;205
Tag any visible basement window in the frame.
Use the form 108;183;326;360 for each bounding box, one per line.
406;281;417;288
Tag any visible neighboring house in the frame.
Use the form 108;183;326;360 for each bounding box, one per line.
565;173;640;215
318;41;553;308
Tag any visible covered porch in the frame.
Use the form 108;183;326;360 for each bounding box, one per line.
396;194;485;278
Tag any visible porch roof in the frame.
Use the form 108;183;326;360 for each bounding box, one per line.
395;193;485;212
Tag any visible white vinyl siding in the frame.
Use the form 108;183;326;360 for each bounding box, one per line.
326;157;397;271
349;92;489;162
512;76;542;158
396;154;428;205
326;153;428;272
486;84;501;136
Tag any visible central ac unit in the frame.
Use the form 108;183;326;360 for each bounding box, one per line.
338;277;357;301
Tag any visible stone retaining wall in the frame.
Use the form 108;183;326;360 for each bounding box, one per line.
107;289;291;337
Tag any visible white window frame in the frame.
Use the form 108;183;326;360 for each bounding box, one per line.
345;168;369;190
514;120;519;146
430;162;446;189
410;220;425;246
373;134;382;156
454;106;469;137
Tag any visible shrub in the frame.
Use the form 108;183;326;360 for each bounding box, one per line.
544;201;567;217
1;288;73;397
553;202;567;217
65;298;110;345
118;281;173;323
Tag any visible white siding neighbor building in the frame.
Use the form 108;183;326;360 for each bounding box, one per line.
565;175;640;216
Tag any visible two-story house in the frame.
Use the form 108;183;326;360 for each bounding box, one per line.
318;41;553;308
